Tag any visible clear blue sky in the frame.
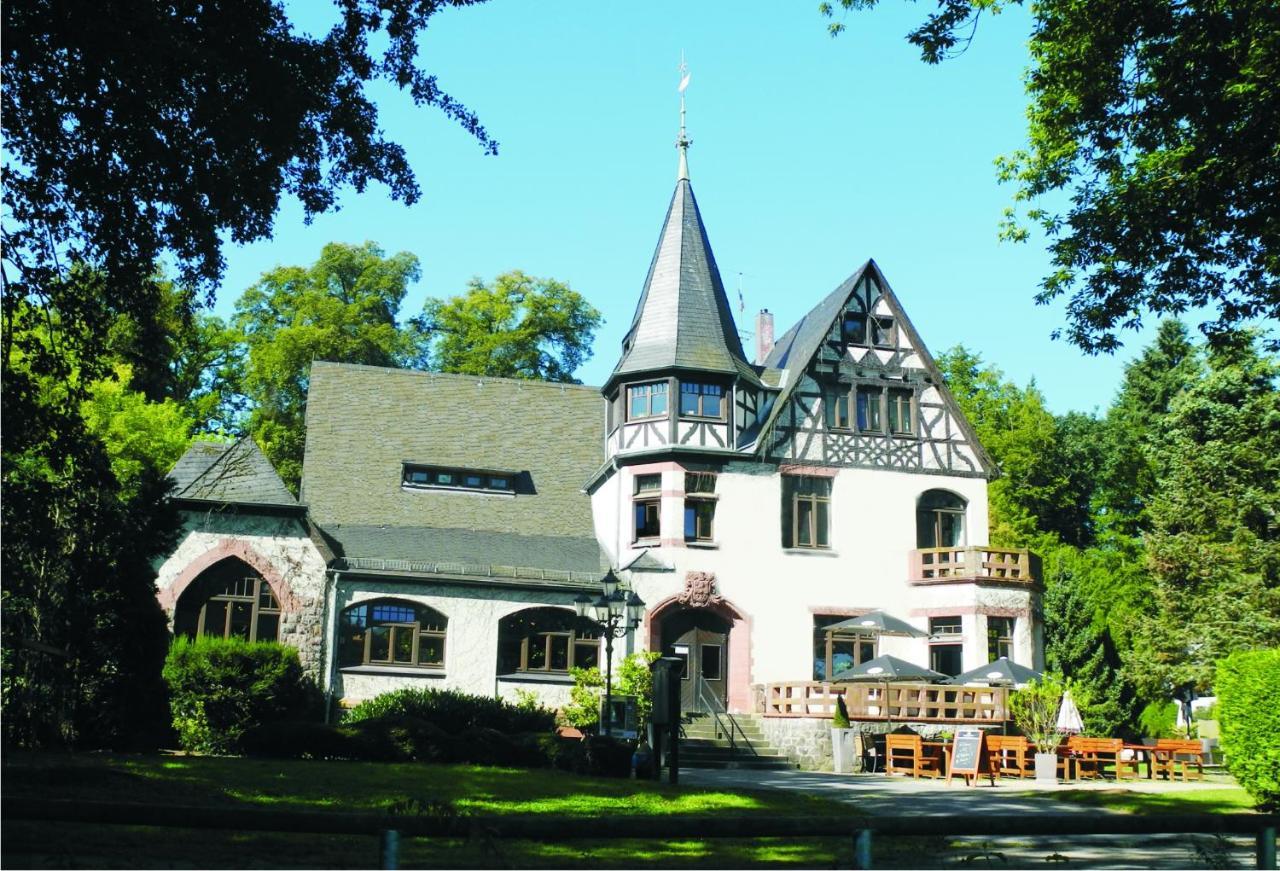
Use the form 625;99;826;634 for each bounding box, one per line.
213;0;1165;415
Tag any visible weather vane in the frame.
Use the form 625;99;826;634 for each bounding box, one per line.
677;52;691;181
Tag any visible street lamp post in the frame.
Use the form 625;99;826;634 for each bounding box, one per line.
574;570;645;737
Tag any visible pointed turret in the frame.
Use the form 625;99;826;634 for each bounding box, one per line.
605;178;758;390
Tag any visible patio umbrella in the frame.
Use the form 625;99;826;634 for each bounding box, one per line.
945;657;1043;688
1056;689;1085;734
833;655;948;762
822;611;930;639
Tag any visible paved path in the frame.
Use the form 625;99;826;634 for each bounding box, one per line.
679;768;1261;868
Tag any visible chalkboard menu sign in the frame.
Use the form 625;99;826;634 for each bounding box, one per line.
947;728;993;786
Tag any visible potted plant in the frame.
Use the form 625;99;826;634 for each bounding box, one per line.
831;694;857;774
1009;676;1067;784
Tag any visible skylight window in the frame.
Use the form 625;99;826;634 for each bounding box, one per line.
402;464;517;495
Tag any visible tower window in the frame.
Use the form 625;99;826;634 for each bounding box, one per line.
683;472;717;543
633;474;662;542
679;382;724;419
627;382;668;420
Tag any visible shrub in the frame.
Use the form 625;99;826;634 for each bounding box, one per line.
162;636;318;754
1216;649;1280;811
343;687;555;735
832;695;850;729
1009;675;1067;753
561;652;661;733
241;721;365;760
1137;700;1180;738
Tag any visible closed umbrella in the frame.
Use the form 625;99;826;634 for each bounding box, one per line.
1056;689;1085;734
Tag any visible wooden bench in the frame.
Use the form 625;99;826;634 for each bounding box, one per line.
885;734;944;779
1153;739;1206;781
986;735;1034;778
1066;737;1140;780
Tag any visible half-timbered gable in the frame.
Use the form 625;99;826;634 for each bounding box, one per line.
755;261;993;477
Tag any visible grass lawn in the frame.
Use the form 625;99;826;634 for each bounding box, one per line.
0;753;1262;869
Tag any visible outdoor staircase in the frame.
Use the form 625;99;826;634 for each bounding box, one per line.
675;712;796;770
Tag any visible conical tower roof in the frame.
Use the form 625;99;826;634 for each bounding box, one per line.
606;178;759;390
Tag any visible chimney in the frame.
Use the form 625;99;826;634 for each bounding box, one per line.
755;309;775;365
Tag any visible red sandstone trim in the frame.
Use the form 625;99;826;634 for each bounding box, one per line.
807;605;875;616
158;538;300;614
646;593;754;713
778;464;838;477
908;606;1032;618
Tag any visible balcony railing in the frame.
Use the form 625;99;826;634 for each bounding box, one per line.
764;681;1008;722
909;546;1041;586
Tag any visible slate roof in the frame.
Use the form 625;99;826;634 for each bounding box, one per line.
607;179;761;390
169;438;297;507
301;363;608;579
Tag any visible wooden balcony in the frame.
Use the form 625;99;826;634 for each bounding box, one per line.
764;681;1008;723
909;546;1041;587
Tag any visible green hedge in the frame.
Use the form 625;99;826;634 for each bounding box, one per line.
1216;648;1280;811
163;636;318;754
343;687;555;735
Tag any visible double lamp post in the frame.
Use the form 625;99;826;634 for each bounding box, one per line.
574;570;645;736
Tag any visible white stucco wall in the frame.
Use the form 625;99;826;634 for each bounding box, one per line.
593;462;1039;705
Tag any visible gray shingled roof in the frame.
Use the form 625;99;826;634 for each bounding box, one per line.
302;363;609;578
169;438;297;506
607;179;760;389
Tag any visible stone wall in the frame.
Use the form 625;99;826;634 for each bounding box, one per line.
756;716;834;770
154;509;329;676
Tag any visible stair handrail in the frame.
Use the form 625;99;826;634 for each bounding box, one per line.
694;674;758;757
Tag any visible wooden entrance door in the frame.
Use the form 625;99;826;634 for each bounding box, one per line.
660;609;730;713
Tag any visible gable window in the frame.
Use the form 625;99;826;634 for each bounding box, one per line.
813;615;878;681
633;474;661;542
679;382;724;419
929;615;963;677
683;472;717;543
402;465;514;494
917;489;967;548
782;475;832;550
824;388;851;430
871;315;895;347
987;617;1015;662
339;599;447;669
888;389;914;435
497;607;601;675
627;382;668;420
173;560;281;643
841;312;867;345
856;386;883;432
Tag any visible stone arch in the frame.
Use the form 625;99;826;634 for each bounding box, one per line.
159;538;299;615
646;592;754;713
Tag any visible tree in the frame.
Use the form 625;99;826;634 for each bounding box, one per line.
3;0;494;748
1130;333;1280;695
234;242;424;492
81;364;198;499
935;346;1093;547
1094;320;1200;537
822;0;1280;352
416;271;603;383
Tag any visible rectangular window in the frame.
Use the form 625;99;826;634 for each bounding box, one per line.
888;389;914;435
782;476;832;549
683;472;717;543
700;644;723;680
930;616;963;637
856;387;882;432
679;382;724;418
841;312;867;345
634;500;660;541
813;616;878;680
825;388;851;429
684;499;715;542
987;617;1015;662
871;315;895;347
930;644;963;677
627;381;668;420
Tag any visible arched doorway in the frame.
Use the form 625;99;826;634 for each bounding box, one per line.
173;557;281;643
659;608;731;712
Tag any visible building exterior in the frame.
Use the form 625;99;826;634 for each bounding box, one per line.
154;133;1043;719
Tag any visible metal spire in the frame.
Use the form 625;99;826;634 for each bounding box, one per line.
676;53;691;181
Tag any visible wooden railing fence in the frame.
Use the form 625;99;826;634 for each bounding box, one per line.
909;546;1041;585
765;681;1008;722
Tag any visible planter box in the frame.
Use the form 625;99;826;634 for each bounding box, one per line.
1034;751;1058;784
832;728;858;774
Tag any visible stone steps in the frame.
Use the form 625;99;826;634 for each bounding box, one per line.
673;713;794;770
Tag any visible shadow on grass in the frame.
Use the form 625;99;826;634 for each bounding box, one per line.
1048;788;1257;815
